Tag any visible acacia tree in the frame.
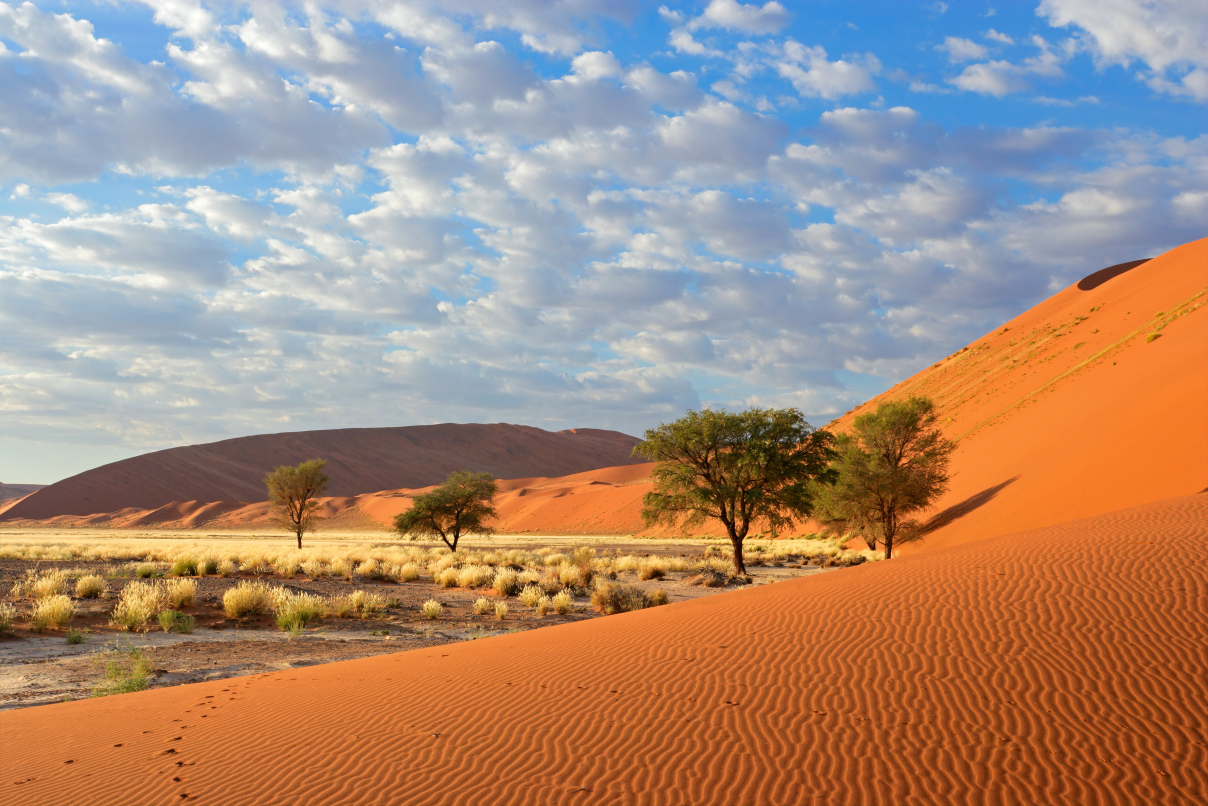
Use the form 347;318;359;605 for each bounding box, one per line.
813;396;955;559
264;458;330;549
633;407;835;578
393;471;499;551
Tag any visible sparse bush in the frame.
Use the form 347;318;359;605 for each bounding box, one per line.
198;556;220;576
157;610;196;634
75;574;107;599
0;602;15;633
690;569;730;588
330;590;385;618
66;628;87;644
494;601;508;620
614;555;641;574
492;567;519;597
637;558;667;581
111;582;162;631
163;578;196;608
90;642;152;697
590;582;649;615
539;572;563;596
648;589;669;606
223;580;274;617
217;560;236;578
396;562;421;582
421;599;443;619
30;595;75;631
170;556;198;576
472;597;492;615
135;563;157;579
518;584;544;608
536;596;551;616
557;565;583;589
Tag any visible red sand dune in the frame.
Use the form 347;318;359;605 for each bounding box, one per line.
0;425;644;522
4;493;1205;805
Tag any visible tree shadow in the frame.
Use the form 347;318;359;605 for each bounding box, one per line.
921;476;1019;534
1077;259;1151;291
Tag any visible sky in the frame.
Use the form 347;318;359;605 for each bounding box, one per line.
1;0;1205;484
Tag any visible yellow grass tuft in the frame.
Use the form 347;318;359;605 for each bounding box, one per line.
111;582;162;631
492;567;519;597
223;580;274;617
494;601;508;620
637;558;668;581
518;584;544;608
535;596;551;616
29;594;75;631
552;589;573;615
421;599;442;619
217;559;236;577
75;574;107;599
0;602;15;633
457;565;495;589
163;578;197;608
396;562;421;582
472;597;492;615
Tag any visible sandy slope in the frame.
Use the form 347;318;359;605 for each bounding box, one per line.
3;493;1205;806
1;425;643;522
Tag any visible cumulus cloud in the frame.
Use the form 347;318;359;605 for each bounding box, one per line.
1038;0;1208;100
689;0;792;35
949;36;1066;96
772;41;880;99
936;36;989;63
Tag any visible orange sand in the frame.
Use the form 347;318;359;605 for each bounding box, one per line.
3;493;1205;805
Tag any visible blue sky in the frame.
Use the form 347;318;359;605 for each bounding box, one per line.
1;0;1205;484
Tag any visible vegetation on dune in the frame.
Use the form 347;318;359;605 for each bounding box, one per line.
393;470;499;551
634;407;836;577
264;458;330;550
813;396;955;559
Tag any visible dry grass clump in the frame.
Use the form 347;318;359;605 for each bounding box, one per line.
276;557;301;579
472;597;492;615
0;602;15;633
535;596;551;616
493;567;520;597
29;594;75;631
614;555;641;575
110;582;161;631
637;558;668;581
590;582;650;615
273;590;327;632
135;563;157;579
330;590;386;618
435;567;461;588
648;589;669;606
356;558;383;579
75;574;108;599
217;560;237;577
241;554;272;577
223;580;274;617
11;569;69;600
301;558;328;578
458;565;495;589
198;556;220;576
552;589;573;615
494;601;509;620
689;569;730;588
557;565;584;589
518;584;544;608
421;599;442;619
396;562;421;582
330;558;354;580
543;553;569;567
163;578;197;608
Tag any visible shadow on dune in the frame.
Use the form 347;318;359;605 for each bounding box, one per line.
923;477;1019;534
1077;259;1151;291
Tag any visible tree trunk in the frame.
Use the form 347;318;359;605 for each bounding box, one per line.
729;533;747;577
884;530;893;560
296;531;302;550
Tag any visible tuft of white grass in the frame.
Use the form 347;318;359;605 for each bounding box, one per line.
29;594;75;631
552;589;573;615
494;601;508;620
518;584;543;608
74;574;107;599
421;599;442;619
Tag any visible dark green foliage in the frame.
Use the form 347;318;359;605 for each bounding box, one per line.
813;396;955;559
393;471;499;551
633;407;835;576
264;459;330;549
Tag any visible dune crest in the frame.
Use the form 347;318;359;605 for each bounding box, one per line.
4;493;1205;805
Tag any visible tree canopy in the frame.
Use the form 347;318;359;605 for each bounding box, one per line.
813;396;955;559
393;470;499;551
264;458;330;549
633;407;835;577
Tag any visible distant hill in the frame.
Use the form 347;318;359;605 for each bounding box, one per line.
0;483;44;505
0;424;643;522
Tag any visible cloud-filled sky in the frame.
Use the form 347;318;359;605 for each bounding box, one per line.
1;0;1205;483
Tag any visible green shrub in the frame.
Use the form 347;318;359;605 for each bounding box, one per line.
157;610;196;634
65;628;88;644
274;591;326;632
90;643;153;697
169;556;198;576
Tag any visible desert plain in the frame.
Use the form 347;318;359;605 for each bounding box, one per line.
0;239;1205;804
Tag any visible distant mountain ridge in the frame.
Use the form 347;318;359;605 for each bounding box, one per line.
0;424;643;521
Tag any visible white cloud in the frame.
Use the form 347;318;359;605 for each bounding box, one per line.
773;42;880;99
689;0;792;35
936;36;989;63
1039;0;1208;100
948;36;1066;96
984;29;1014;44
